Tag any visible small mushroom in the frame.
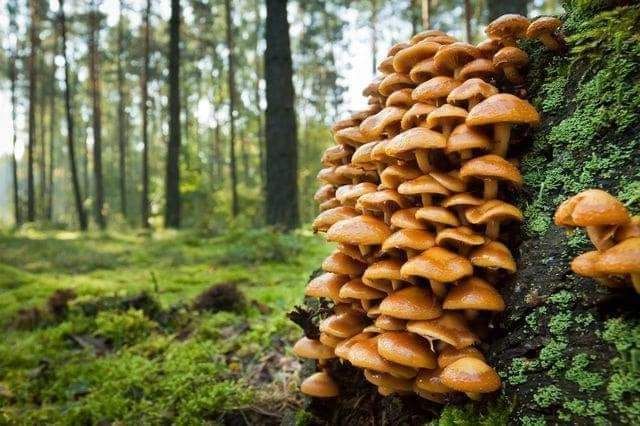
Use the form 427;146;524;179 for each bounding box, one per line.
430;170;466;193
360;106;407;139
381;228;436;258
409;57;440;84
526;16;563;51
385;127;447;173
433;42;481;81
446;124;491;162
335;182;377;207
364;369;413;392
441;357;502;400
465;199;524;240
339;278;387;311
379;164;422;190
319;309;368;339
363;259;405;293
442;192;484;225
447;78;499;110
322;250;367;277
476;38;503;59
374;315;406;331
300;371;340;398
293;337;336;360
412;76;461;107
326;215;391;257
401;103;437;129
378;73;415;97
314;184;335;205
334;125;375;148
312;206;359;233
425;104;468;139
390;208;428;230
437;346;486;368
493;47;529;84
377;331;438;369
407;312;479;349
317;167;351;186
415;206;461;233
397;174;450;207
435;226;485;256
348;336;418;379
443;277;505;319
305;272;349;303
595;237;640;293
351;141;379;170
386;88;415;108
319;332;343;348
413;368;453;402
334;332;374;359
321;144;353;166
458;58;496;81
460;154;523;200
393;40;441;74
379;286;443;320
469;241;517;274
356;189;410;224
485;14;530;47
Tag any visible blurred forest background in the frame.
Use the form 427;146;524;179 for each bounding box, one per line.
0;0;562;232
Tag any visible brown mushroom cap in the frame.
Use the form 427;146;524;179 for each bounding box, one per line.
410;30;449;44
398;175;450;197
382;229;436;253
416;206;461;228
334;126;375;147
469;241;517;273
554;189;630;227
322;250;367;276
571;250;603;278
430;171;466;193
360;106;407;139
339;278;387;301
476;38;503;58
441;357;502;393
401;247;474;283
334;332;373;359
442;192;484;209
348;337;418;379
326;215;391;245
595;237;640;275
438;346;486;368
447;79;499;106
385;127;447;159
312;206;359;232
319;332;343;348
331;117;360;134
378;73;415;97
467;94;540;127
386;88;415;108
300;372;340;398
458;58;496;81
314;184;335;204
319;198;341;211
370;139;397;164
401;102;437;129
407;312;479;348
351;141;379;167
364;369;413;392
446;124;491;154
409;57;441;84
351;104;383;122
378;331;438;368
336;182;377;206
443;277;505;311
305;272;349;302
460;154;523;186
380;165;423;190
465;200;524;225
391;208;427;230
293;337;336;359
321;144;353;166
379;286;443;320
319;310;367;339
412;76;461;103
335;164;377;182
317;167;351;186
378;56;395;74
363;259;404;293
493;46;529;69
485;14;530;43
433;42;481;74
388;41;412;56
356;190;409;213
414;368;453;394
436;226;485;248
526;16;562;39
393;40;441;73
425;104;468;130
374;315;406;331
363;77;383;97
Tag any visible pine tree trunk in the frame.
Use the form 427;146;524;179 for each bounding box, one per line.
225;0;239;217
27;0;38;222
10;41;21;227
254;0;266;192
140;0;151;228
47;48;56;221
264;0;299;231
421;0;430;30
165;0;181;228
117;0;128;218
59;0;87;231
89;1;106;230
370;0;378;75
487;0;528;21
464;0;472;43
38;51;46;220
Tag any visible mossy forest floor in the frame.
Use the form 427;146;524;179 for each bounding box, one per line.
0;227;330;424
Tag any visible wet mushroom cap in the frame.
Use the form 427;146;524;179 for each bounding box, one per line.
322;250;367;276
485;14;530;42
320;332;343;348
466;94;540;127
436;226;485;247
401;247;474;282
430;171;466;193
442;192;484;209
443;277;505;311
476;38;503;58
401;102;437;128
300;371;340;398
356;190;409;213
314;184;335;204
412;76;461;103
386;88;415;108
364;369;414;392
322;144;353;166
554;189;630;227
393;40;441;73
379;286;443;320
391;208;428;230
433;42;481;74
446;124;491;154
570;250;603;278
332;117;360;133
382;228;436;253
595;237;640;275
334;332;373;359
380;165;423;189
351;141;379;167
360;106;407;139
410;30;449;44
363;259;404;292
312;206;359;232
438;346;486;368
336;182;378;206
425;104;468;129
348;337;418;379
317;167;351;186
526;16;562;39
378;331;438;368
385;127;447;159
465;200;524;225
398;175;450;197
339;278;387;301
459;58;496;80
460;154;523;186
414;368;453;394
416;206;461;228
293;337;336;359
493;46;529;69
469;241;517;273
305;272;349;302
441;357;502;393
374;315;406;331
407;312;479;348
447;79;499;105
326;215;391;245
319;310;368;339
334;126;374;147
378;73;415;97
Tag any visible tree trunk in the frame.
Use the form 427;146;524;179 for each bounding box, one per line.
421;0;430;30
409;0;420;35
264;0;299;231
38;51;46;220
464;0;472;43
27;0;39;222
89;1;106;230
59;0;87;231
165;0;181;228
224;0;239;217
487;0;528;21
117;0;128;218
370;0;378;75
9;35;21;227
47;45;57;221
140;0;151;228
254;0;266;192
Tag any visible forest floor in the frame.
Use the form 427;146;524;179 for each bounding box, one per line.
0;227;330;425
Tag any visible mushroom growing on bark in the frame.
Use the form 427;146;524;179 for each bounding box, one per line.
526;16;563;51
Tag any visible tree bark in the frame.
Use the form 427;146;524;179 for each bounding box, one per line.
59;0;88;231
224;0;239;217
89;0;106;230
165;0;181;228
254;0;266;192
487;0;528;21
421;0;430;30
117;0;128;218
370;0;378;75
27;0;39;222
9;28;21;227
464;0;472;43
47;43;57;221
265;0;299;230
140;0;151;228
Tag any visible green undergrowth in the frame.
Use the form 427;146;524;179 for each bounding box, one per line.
0;227;329;424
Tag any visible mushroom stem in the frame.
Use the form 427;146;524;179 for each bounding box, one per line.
318;359;328;369
430;280;447;298
632;274;640;294
415;149;433;173
377;164;385;176
503;66;524;84
586;226;615;251
492;123;512;157
391;279;403;291
455;207;469;226
538;33;561;51
442;122;453;140
465;392;482;401
359;244;372;257
468;95;481;110
460;149;473;162
453;67;462;81
464;309;479;320
383;205;392;225
421;193;433;207
361;299;372;312
483;179;499;200
486;220;501;240
405;248;419;259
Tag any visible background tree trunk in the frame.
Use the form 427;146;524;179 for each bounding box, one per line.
60;0;87;231
464;0;472;42
264;0;299;231
9;35;21;227
89;0;106;230
224;0;239;217
47;47;56;221
117;0;128;218
165;0;181;228
421;0;430;30
370;0;378;75
140;0;151;228
27;0;39;222
488;0;528;20
254;0;266;192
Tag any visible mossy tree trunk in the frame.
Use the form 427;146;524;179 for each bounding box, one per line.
292;1;640;425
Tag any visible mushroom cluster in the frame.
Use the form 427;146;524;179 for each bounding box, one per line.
295;16;547;402
554;189;640;293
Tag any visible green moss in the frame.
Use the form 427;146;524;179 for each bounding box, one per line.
432;399;512;426
547;290;574;307
539;339;568;375
573;312;596;330
565;353;604;391
95;309;158;347
549;312;573;336
561;399;607;420
520;415;547;426
506;357;534;386
525;307;548;330
533;385;563;408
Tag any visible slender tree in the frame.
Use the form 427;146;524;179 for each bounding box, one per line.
464;0;472;43
421;0;430;29
60;0;88;230
370;0;378;75
409;0;420;34
89;0;106;230
254;0;266;189
140;0;151;228
117;0;128;217
27;0;39;222
47;38;57;221
8;0;21;226
224;0;239;217
165;0;181;228
265;0;299;230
